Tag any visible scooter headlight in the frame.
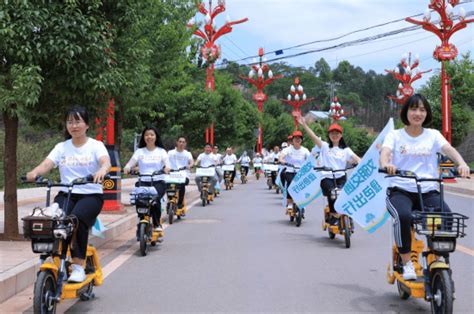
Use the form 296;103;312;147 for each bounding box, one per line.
431;240;455;253
33;242;54;253
136;207;148;214
330;189;339;200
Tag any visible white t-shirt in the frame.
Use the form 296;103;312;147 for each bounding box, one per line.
239;156;251;166
214;153;223;166
253;157;263;166
197;152;217;167
319;141;355;179
127;147;170;181
222;154;237;165
382;128;448;193
280;146;310;172
47;138;109;194
168;149;193;170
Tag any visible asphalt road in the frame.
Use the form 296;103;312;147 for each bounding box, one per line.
58;176;473;313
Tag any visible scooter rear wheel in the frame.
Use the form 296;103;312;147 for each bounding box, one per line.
343;216;351;248
33;270;57;314
328;228;336;239
396;255;410;300
295;208;302;227
139;223;148;256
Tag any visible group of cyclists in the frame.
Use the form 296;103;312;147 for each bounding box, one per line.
25;92;470;287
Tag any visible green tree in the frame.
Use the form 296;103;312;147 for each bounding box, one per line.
0;1;115;239
419;54;473;146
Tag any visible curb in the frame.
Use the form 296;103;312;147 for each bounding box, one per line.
0;189;200;303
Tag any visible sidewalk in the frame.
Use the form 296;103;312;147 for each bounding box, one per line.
0;178;200;303
443;177;474;195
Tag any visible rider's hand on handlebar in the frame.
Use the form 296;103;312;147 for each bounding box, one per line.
94;168;108;184
382;164;397;175
457;163;470;178
123;167;130;175
164;167;171;174
26;171;38;182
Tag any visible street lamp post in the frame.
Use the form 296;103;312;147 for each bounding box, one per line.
385;52;432;105
187;0;248;145
281;77;314;130
406;0;473;143
240;48;283;153
327;96;345;122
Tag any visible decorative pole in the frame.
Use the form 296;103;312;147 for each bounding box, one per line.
281;77;314;130
385;52;432;105
187;0;248;145
327;96;345;122
240;48;283;153
406;0;473;143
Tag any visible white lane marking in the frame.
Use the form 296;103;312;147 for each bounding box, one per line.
457;245;474;257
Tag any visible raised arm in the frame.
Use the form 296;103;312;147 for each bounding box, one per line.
297;114;322;148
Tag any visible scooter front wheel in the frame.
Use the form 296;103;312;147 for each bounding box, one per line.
139;223;148;256
431;269;453;313
33;270;57;314
168;203;175;225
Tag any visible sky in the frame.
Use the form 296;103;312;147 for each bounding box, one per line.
195;0;474;90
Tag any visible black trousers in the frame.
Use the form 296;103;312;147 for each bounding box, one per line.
279;168;286;187
386;187;451;254
177;178;190;208
320;177;347;214
241;166;249;176
54;192;103;260
284;172;296;200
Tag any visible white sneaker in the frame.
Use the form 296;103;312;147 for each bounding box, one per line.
402;261;417;281
154;225;163;232
68;264;86;283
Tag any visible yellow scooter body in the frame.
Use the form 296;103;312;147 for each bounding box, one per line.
38;245;103;300
176;205;187;217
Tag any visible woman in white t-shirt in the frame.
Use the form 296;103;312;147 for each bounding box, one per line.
27;106;111;283
298;115;361;224
279;130;311;210
124;126;170;233
380;94;469;281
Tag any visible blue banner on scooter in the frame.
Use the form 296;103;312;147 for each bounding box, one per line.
92;217;107;239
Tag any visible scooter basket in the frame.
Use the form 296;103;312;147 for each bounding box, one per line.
412;212;468;238
22;216;55;240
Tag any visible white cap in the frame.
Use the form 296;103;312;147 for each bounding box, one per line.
281;142;288;148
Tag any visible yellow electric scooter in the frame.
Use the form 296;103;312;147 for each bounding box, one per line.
381;168;469;313
130;171;165;256
22;175;105;313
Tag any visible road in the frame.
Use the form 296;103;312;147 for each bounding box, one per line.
59;176;474;313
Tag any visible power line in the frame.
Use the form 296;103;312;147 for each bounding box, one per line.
215;10;473;68
232;12;427;62
223;36;248;58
